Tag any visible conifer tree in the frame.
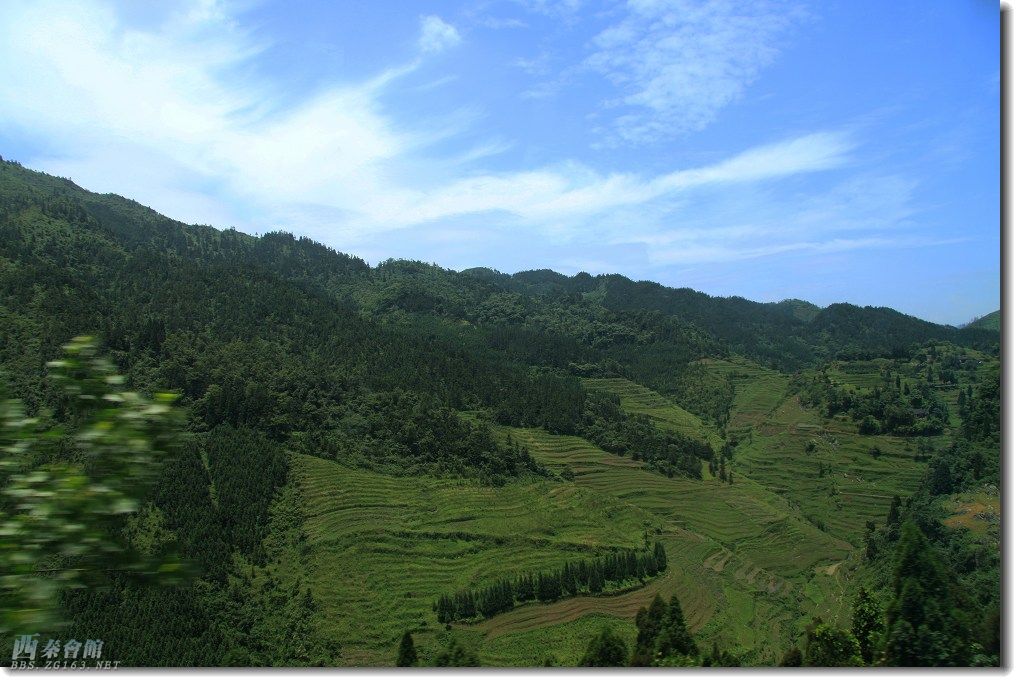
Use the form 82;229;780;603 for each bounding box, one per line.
653;542;668;572
516;573;535;602
588;564;604;594
655;596;698;661
562;562;578;596
882;522;969;666
632;594;666;666
396;631;418;667
886;495;902;527
578;626;628;667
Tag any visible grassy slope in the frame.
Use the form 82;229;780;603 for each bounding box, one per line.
288;356;957;666
292;453;655;665
700;355;933;545
581;377;724;450
495;425;850;661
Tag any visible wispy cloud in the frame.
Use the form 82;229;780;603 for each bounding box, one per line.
613;172;928;266
354;131;852;232
0;0;425;229
0;0;937;274
585;0;805;145
418;15;461;54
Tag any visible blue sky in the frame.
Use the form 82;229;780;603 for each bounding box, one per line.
0;0;999;324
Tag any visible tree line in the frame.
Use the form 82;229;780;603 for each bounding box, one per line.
435;542;667;623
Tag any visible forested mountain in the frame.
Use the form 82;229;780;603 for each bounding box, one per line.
0;157;1000;667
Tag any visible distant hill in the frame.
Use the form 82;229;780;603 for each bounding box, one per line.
0;156;998;377
468;267;997;370
964;310;1000;331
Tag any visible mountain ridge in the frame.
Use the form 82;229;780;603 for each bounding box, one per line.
0;156;998;372
1;155;980;332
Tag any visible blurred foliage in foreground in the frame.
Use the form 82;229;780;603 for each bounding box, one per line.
1;336;186;639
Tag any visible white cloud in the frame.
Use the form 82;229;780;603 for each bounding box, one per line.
418;15;461;54
611;173;928;267
0;0;933;273
0;0;422;228
646;236;967;267
585;0;805;145
355;131;852;230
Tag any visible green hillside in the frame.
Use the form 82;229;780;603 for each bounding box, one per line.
0;158;1001;667
965;310;1000;331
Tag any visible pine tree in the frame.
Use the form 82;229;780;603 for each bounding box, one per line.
435;594;454;623
642;553;656;578
882;522;970;666
562;562;578;596
588;563;604;594
500;579;514;612
480;585;500;617
865;534;879;562
655;596;698;661
653;541;668;573
454;590;476;620
625;550;638;580
396;631;418;667
578;626;628;667
515;574;535;602
632;594;666;666
886;495;902;527
538;571;562;602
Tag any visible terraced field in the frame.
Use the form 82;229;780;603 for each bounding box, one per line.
493;424;852;660
472;529;749;664
827;359;899;391
581;377;723;450
289;357;946;665
735;395;926;543
515;425;847;556
292;453;656;665
697;357;789;436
